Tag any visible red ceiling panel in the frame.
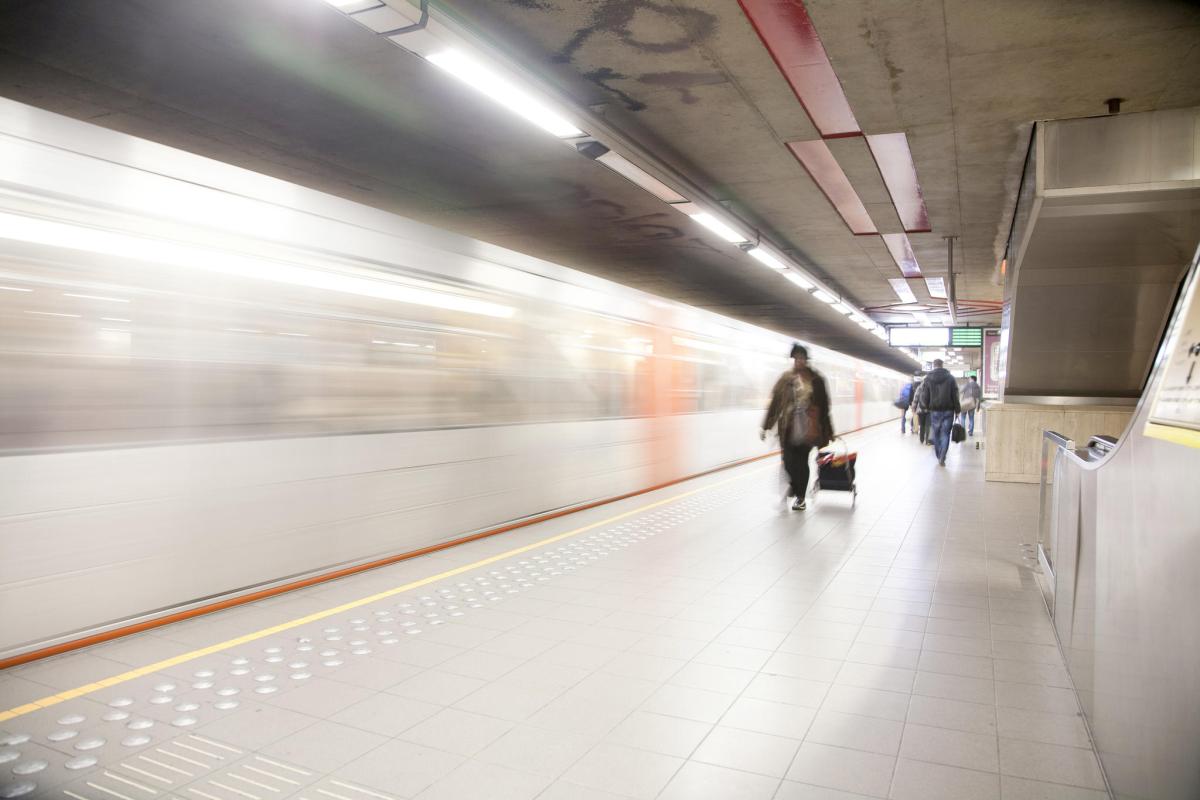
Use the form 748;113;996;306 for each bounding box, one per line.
867;133;931;233
881;232;923;278
738;0;861;138
787;140;877;235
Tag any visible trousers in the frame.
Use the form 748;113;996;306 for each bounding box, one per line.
930;410;955;462
959;409;976;436
782;443;813;497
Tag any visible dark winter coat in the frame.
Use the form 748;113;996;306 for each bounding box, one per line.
917;368;961;413
763;368;834;447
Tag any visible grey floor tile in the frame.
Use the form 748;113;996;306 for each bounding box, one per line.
906;695;997;735
562;742;683;800
721;697;817;739
331;692;442;736
999;774;1110;799
998;738;1106;790
658;760;780;799
890;758;1000;800
820;685;911;723
263;677;375;718
786;742;897;797
476;724;596;776
806;709;904;756
415;758;552;800
604;710;712;758
260;719;387;773
691;725;801;777
399;707;514;756
900;723;999;772
336;739;465;797
194;703;318;750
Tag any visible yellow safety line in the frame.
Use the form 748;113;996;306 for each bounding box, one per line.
0;464;768;722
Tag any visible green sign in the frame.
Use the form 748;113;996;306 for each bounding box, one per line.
951;327;983;347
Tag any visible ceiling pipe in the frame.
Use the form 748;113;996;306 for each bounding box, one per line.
945;235;958;325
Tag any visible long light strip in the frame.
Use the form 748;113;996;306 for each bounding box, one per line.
686;212;749;244
783;271;815;290
924;276;947;299
0;213;516;319
326;1;892;345
425;50;583;138
323;0;382;11
593;151;687;204
747;247;787;270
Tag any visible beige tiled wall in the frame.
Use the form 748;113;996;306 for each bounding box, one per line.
984;403;1135;483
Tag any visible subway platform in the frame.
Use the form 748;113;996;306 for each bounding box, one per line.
0;427;1107;800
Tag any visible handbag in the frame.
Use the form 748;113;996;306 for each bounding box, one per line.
789;405;824;447
951;423;966;443
961;396;977;413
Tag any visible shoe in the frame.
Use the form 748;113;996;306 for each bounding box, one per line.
792;498;807;511
938;459;946;467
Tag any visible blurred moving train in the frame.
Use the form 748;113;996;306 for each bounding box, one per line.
0;98;905;655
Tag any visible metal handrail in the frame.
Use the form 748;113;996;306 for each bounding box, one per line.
1043;430;1076;450
1036;431;1075;584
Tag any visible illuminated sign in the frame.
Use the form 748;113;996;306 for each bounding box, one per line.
889;327;949;347
950;327;984;347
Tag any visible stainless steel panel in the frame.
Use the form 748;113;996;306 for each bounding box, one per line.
1044;108;1199;191
1044;244;1200;800
1003;109;1200;401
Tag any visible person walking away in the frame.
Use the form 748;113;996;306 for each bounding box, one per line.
912;377;930;444
917;359;961;466
959;374;982;437
761;343;833;510
896;375;919;434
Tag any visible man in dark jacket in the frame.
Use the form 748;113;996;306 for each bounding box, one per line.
761;343;833;510
916;359;960;467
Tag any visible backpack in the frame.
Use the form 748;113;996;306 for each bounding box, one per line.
894;383;913;410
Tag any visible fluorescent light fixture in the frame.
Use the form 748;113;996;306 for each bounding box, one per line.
228;328;263;334
0;212;516;319
783;270;814;290
747;247;787;270
593;150;687;204
888;278;917;304
321;0;382;10
924;276;947;299
277;332;309;337
833;302;854;315
686;212;749;244
0;285;31;292
812;289;838;304
25;311;80;318
426;50;583;138
102;317;132;323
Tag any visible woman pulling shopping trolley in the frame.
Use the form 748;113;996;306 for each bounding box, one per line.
760;344;833;511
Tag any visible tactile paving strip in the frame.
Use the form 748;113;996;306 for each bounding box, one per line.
1;479;755;798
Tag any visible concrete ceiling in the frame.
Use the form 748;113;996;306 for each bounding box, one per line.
0;0;1197;374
